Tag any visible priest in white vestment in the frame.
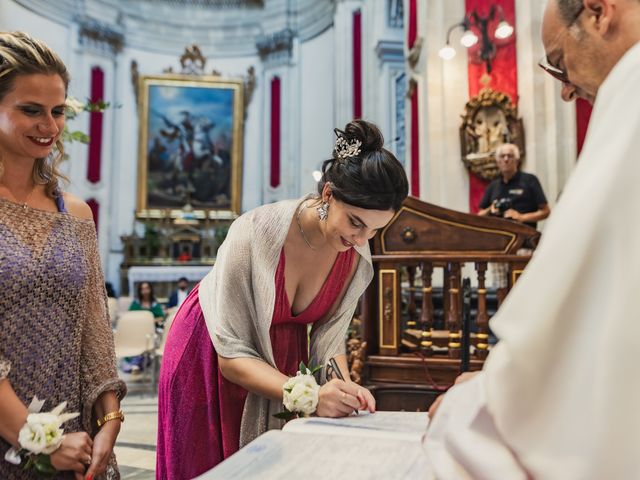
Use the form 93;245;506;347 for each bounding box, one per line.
424;1;640;478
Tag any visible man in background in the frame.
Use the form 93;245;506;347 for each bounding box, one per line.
168;277;191;309
478;143;550;229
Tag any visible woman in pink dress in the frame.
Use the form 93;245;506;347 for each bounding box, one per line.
156;119;409;479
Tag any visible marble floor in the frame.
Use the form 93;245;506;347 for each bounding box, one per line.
115;373;158;479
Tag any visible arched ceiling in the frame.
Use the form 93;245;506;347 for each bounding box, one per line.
13;0;334;56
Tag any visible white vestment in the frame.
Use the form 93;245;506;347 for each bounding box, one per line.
425;41;640;480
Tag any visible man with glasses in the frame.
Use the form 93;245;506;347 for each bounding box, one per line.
423;1;640;478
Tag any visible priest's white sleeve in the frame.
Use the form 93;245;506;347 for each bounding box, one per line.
424;372;527;480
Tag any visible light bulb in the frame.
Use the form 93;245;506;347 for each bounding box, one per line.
495;21;514;39
438;45;456;60
312;170;322;182
460;30;478;48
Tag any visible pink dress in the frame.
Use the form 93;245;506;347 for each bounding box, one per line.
156;247;355;480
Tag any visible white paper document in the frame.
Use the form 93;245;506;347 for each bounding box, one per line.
199;411;433;480
283;410;429;442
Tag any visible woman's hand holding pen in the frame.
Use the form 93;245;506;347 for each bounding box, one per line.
316;380;376;417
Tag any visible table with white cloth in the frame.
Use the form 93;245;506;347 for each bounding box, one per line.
127;265;212;300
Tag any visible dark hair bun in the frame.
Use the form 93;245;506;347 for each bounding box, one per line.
341;119;384;153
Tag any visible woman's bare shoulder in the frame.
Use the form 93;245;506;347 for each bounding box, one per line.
62;192;94;220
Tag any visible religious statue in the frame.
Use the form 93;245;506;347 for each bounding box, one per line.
460;87;525;180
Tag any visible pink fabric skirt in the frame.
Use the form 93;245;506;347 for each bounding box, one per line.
156;285;247;480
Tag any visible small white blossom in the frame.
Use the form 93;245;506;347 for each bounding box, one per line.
283;373;320;416
17;402;79;455
65;97;85;115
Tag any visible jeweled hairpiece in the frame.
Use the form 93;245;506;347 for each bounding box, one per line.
334;136;362;160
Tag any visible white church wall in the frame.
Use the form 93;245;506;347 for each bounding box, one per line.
298;28;335;197
419;0;470;212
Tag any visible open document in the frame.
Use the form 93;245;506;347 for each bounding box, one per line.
198;411;434;480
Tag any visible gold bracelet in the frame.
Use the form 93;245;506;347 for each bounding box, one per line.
96;410;125;428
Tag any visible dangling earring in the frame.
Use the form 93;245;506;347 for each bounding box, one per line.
317;201;329;221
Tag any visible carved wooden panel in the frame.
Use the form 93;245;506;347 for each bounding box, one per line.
378;268;398;355
376;196;539;255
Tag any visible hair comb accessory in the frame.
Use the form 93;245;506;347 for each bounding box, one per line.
334;136;362;160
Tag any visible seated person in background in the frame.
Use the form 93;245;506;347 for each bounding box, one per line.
129;281;165;326
167;276;191;309
478;143;550;229
122;281;166;373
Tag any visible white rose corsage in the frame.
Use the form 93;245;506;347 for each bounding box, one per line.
275;361;321;421
4;397;79;476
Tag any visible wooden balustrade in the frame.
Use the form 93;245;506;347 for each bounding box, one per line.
356;196;540;411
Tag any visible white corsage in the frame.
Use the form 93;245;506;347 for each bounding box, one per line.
4;397;79;476
275;361;321;420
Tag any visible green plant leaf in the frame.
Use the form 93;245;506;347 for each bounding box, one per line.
273;410;296;421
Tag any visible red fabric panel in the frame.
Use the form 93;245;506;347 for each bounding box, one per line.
408;0;417;48
575;98;592;157
86;198;99;232
353;10;362;119
87;67;104;184
465;0;517;212
270;76;281;189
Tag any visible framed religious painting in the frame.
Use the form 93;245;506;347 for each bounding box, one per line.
136;74;244;219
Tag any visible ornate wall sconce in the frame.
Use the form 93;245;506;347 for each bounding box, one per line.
438;4;514;73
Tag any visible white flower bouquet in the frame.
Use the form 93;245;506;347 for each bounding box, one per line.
4;397;79;477
275;361;321;421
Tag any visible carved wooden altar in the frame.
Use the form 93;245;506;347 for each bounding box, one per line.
119;210;231;297
356;196;540;411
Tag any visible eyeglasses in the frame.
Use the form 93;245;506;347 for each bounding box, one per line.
538;4;585;83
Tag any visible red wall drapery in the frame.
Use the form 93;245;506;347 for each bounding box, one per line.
353;10;362;119
87;67;104;184
576;98;592;156
270;76;281;189
87;198;99;231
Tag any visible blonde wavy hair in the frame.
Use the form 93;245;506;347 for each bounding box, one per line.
0;31;70;198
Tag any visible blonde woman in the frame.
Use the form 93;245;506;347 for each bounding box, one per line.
0;32;126;479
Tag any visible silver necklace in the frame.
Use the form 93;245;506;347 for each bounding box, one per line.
1;182;37;209
296;201;317;251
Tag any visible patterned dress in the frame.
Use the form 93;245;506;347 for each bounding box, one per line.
156;247;355;480
0;196;126;479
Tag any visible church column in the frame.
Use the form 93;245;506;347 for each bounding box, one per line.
334;0;364;127
69;16;124;280
257;28;301;203
420;0;469;210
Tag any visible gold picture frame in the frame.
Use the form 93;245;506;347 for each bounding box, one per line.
136;74;244;219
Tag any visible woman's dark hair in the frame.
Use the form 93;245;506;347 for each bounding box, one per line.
137;281;155;303
317;119;408;211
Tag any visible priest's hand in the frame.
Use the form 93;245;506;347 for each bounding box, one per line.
317;379;361;417
428;371;480;420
